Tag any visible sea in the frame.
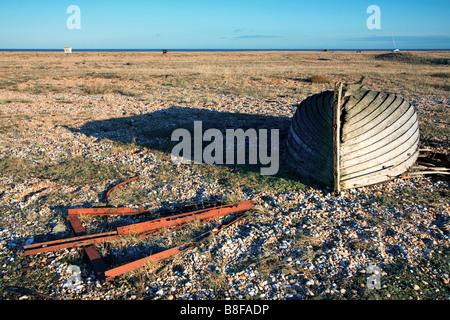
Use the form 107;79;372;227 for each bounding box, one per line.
0;48;448;52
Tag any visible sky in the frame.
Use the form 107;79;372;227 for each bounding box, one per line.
0;0;449;49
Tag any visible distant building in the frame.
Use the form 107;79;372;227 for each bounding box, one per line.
64;47;72;54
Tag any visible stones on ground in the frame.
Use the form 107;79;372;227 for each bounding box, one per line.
0;89;448;300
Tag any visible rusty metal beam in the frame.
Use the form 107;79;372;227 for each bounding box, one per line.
105;243;195;280
23;231;119;255
68;215;109;280
66;175;144;216
67;200;223;217
105;175;139;205
5;286;55;299
117;200;254;236
66;202;222;217
23;200;253;281
23;201;253;255
68;207;147;216
105;214;245;281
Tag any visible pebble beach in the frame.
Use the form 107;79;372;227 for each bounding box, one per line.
0;51;448;300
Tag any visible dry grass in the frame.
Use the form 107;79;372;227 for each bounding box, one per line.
375;52;450;65
307;75;331;83
1;50;448;100
0;50;449;300
0;156;132;186
0;50;448;203
0;50;448;178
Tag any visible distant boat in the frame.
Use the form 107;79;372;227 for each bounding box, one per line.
391;32;399;52
285;82;420;192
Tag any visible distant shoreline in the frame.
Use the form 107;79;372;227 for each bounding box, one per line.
1;48;449;52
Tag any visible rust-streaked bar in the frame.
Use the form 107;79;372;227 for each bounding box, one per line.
106;175;140;204
23;201;251;255
68;216;109;280
117;200;254;236
23;200;253;281
23;231;119;255
105;243;195;280
23;201;253;255
105;214;246;281
83;246;108;281
68;207;147;216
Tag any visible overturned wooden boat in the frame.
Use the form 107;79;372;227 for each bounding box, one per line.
285;82;420;192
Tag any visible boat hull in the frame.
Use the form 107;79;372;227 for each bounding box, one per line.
285;83;420;191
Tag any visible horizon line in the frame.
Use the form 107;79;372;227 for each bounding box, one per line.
1;48;449;52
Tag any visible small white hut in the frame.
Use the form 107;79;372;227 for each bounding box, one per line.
63;47;72;54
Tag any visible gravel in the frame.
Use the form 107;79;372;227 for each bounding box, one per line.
0;89;449;300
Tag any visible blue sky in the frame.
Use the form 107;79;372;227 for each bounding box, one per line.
0;0;449;49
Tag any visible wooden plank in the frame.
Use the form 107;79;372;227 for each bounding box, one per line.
343;101;415;149
316;91;333;123
286;92;334;185
344;92;393;127
294;93;333;151
284;136;333;185
406;171;449;176
333;82;343;194
285;125;334;185
344;89;377;112
341;121;419;169
343;99;410;142
309;92;332;133
341;110;418;159
341;150;419;189
340;140;419;183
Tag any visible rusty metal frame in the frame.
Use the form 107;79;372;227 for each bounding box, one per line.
67;207;148;216
105;175;140;205
68;214;110;280
23;200;253;281
104;213;246;281
24;201;253;255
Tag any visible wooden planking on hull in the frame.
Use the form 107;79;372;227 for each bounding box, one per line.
340;133;420;181
340;149;420;190
285;91;334;185
285;81;420;192
341;105;418;157
341;118;419;169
